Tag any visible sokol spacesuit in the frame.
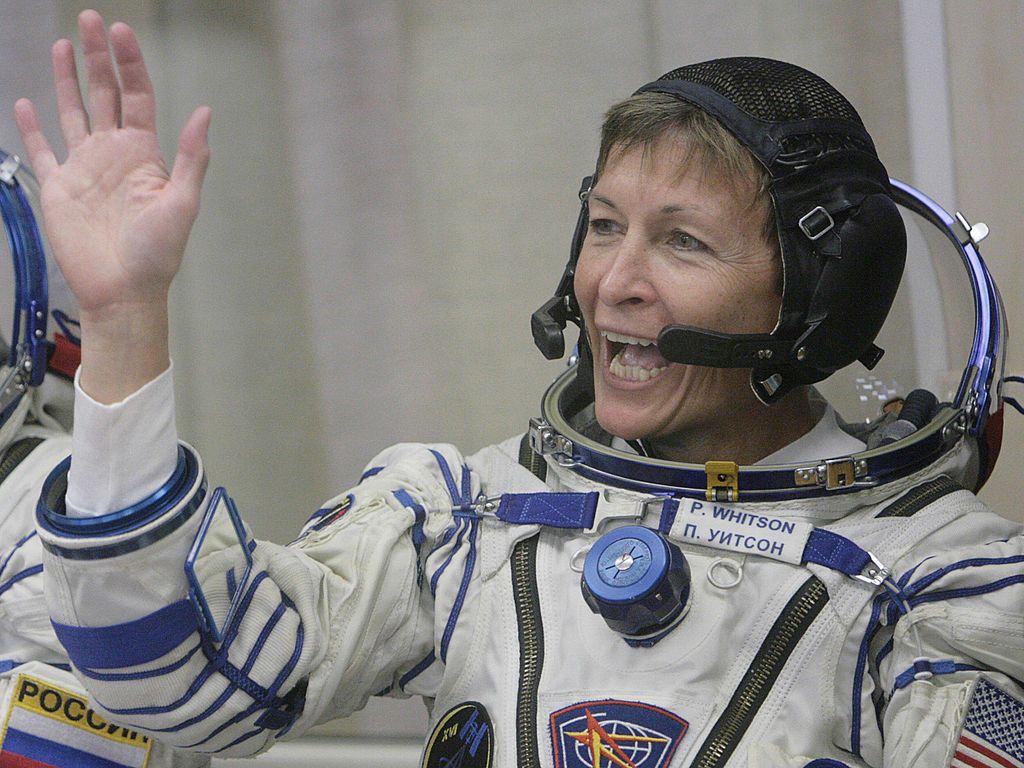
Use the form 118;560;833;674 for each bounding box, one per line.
0;150;208;768
30;59;1024;768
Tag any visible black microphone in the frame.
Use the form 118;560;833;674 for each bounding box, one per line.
657;325;791;369
531;296;569;360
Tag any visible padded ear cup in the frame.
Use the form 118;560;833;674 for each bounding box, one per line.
798;193;907;375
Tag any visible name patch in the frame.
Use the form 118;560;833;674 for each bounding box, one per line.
0;673;152;767
550;699;687;768
668;500;812;564
422;701;493;768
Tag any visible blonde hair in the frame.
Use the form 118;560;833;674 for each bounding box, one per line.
598;92;776;247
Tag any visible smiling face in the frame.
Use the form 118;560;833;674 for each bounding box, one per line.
575;133;808;463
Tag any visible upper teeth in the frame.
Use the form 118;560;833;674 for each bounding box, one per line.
602;331;655;346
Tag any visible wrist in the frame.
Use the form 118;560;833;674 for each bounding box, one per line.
78;298;171;404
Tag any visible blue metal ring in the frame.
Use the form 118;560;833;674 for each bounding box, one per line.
36;444;208;560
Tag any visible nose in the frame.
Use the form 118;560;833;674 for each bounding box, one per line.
597;231;655;307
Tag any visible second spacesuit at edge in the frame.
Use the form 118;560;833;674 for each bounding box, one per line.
0;150;209;767
19;15;1024;768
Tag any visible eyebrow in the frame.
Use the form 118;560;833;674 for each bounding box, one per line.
589;194;706;217
589;193;619;211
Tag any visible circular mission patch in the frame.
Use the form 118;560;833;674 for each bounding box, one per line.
421;701;494;768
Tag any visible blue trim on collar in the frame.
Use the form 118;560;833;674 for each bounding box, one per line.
539;366;961;501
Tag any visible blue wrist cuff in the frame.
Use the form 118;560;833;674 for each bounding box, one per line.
37;444;207;560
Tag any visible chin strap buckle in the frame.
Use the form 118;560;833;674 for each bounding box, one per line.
798;205;835;241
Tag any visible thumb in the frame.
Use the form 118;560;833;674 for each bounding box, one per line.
168;105;212;214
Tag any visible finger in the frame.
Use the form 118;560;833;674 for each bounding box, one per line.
13;100;58;182
77;9;121;131
109;22;155;132
169;106;212;216
52;38;90;149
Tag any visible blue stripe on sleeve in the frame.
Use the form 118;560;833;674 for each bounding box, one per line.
430;520;467;597
77;643;203;682
908;573;1024;605
429;450;465;505
440;517;479;663
0;564;43;599
850;592;887;756
360;466;384;481
393;490;427;556
213;727;263;753
52;599;198;669
399;650;436;691
904;554;1024;596
0;530;36;581
182;594;306;746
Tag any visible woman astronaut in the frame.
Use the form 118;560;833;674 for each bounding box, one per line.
18;11;1024;768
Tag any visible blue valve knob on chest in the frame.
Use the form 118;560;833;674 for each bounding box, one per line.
581;525;691;647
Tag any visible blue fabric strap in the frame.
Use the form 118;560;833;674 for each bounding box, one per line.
893;659;979;690
496;492;599;529
658;498;680;533
801;528;872;576
52;599;199;669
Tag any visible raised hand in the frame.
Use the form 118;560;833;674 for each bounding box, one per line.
14;10;211;401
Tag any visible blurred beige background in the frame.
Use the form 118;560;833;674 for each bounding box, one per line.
1;1;1021;764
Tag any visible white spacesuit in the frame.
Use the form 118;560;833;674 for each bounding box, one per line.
30;58;1024;768
0;150;208;768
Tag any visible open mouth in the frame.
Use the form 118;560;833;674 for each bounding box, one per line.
602;331;670;382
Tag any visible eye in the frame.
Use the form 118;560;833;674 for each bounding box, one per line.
668;230;705;252
588;218;620;237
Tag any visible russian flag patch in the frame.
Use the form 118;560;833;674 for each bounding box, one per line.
949;677;1024;768
0;673;152;767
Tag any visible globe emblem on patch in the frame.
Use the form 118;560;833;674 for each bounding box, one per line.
549;700;688;768
570;717;662;766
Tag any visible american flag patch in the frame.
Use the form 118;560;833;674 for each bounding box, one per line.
0;673;152;767
949;677;1024;768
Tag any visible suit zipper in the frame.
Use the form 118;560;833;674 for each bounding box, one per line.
874;475;961;518
511;534;543;766
690;576;830;767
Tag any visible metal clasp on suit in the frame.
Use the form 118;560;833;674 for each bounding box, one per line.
794;456;873;491
529;417;575;466
852;551;890;586
593;489;661;533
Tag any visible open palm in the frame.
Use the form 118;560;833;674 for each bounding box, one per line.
14;10;211;402
14;10;210;315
